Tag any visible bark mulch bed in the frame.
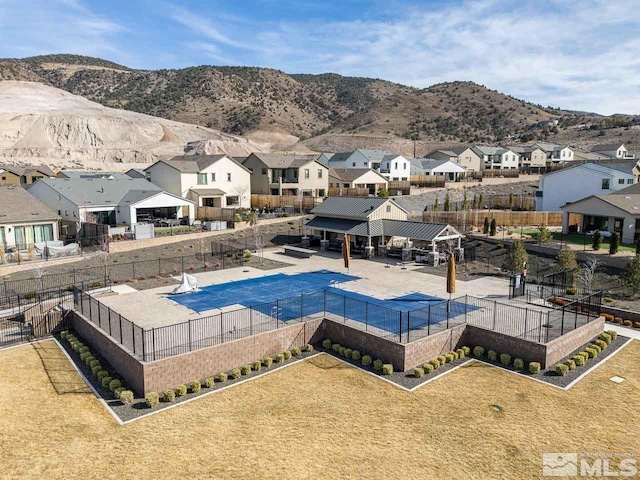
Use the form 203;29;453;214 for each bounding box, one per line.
58;332;318;423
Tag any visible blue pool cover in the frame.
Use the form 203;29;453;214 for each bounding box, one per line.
170;270;473;335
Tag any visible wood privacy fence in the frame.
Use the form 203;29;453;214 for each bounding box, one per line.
471;170;520;179
422;210;571;228
196;207;237;221
388;180;412;195
328;187;370;196
409;176;447;188
251;194;319;211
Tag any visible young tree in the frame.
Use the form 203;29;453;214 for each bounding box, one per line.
508;192;514;209
502;240;528;274
578;256;599;291
473;193;478;209
609;232;619;255
556;248;578;271
377;188;389;198
592;230;602;251
433;197;439;212
534;225;553;243
478;192;483;208
462;190;468;210
490;218;497;236
444;194;451;212
623;254;640;296
483;217;490;235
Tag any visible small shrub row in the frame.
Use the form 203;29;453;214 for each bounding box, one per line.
604;313;640;328
322;339;392;375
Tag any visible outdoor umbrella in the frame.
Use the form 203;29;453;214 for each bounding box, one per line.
342;234;351;271
446;251;456;297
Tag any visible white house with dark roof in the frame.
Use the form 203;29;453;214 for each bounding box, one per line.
533;142;574;164
472;146;519;169
145;155;251;208
0;185;60;251
425;147;483;171
242;153;328;197
328;168;388;195
28;177;195;226
591;143;633;159
409;158;466;180
327;149;411;180
536;162;637;211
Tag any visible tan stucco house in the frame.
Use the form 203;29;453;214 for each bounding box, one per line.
243;153;328;197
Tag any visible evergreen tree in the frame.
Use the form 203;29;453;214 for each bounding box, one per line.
508;192;514;209
490;218;497;236
592;230;602;251
433;198;439;212
502;241;528;274
556;248;578;271
478;192;483;208
623;254;640;295
444;194;451;212
483;217;490;235
609;232;619;255
473;193;478;209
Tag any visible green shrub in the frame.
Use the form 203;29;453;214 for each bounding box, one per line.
343;348;352;358
332;344;341;353
78;346;89;355
97;370;109;381
91;365;102;376
263;357;273;367
373;359;384;371
382;364;393;375
585;347;598;358
175;385;187;396
60;331;69;340
445;353;454;363
599;333;612;345
590;344;602;354
573;355;586;367
101;376;112;388
487;350;497;361
437;356;447;365
252;361;261;371
145;392;159;408
606;330;618;341
205;377;215;388
462;346;471;356
217;373;228;382
79;352;90;362
241;365;251;376
292;347;302;356
555;364;569;376
108;379;121;392
565;359;576;371
274;353;285;363
473;346;484;357
528;362;541;374
513;358;524;370
305;344;314;352
452;351;460;360
456;348;465;358
423;363;434;373
114;387;126;399
338;346;346;357
579;351;590;359
413;367;424;378
163;389;176;402
565;287;577;295
190;380;201;393
119;390;134;404
500;354;511;366
322;339;332;349
84;356;96;366
89;359;101;369
362;355;372;366
231;369;241;379
283;350;292;360
603;296;613;303
351;350;361;361
594;339;607;350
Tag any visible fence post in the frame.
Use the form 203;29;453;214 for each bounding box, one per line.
561;307;565;336
276;300;280;328
220;314;224;343
365;302;368;332
300;294;304;321
132;322;136;355
343;295;346;323
428;304;431;336
188;318;192;351
250;307;253;336
152;327;156;361
446;300;450;329
464;295;468;323
89;296;92;321
407;311;410;343
492;300;497;330
398;311;402;343
108;307;112;336
119;311;123;344
524;308;528;339
142;329;146;362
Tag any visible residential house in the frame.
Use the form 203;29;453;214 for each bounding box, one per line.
591;143;633;159
561;187;640;244
328;168;388;195
426;147;483;171
573;150;611;162
145;155;251;208
327;149;411;180
242;153;328;197
28;177;195;227
316;153;335;166
0;164;55;186
56;171;130;180
0;185;60;251
534;142;574;164
536;162;637;211
473;146;519;169
409;158;466;181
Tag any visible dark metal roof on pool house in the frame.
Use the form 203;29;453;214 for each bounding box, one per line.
311;196;408;220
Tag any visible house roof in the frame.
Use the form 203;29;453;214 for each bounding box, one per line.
534;142;568;152
304;217;460;241
573;150;611;161
611;182;640;195
244;153;321;169
189;188;227;196
310;196;408;219
56;171;131;180
329;149;397;163
154;154;251;174
0;185;60;224
410;158;466;173
542;162;635;180
125;169;146;178
30;177;163;207
592;143;625;152
473;145;504;155
0;164;55;177
328;168;387;183
592;194;640;215
449;146;475;155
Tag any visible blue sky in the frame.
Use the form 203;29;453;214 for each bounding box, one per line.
0;0;639;115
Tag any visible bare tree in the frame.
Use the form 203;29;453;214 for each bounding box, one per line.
577;256;599;291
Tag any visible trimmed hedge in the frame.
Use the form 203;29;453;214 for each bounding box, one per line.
462;346;471;356
513;358;524;370
413;367;424;378
274;354;285;363
344;348;352;358
529;362;541;374
205;377;215;388
175;385;187;397
305;344;314;352
240;365;251;376
456;348;465;358
252;361;261;372
332;344;341;353
373;359;383;371
555;364;569;376
487;350;497;361
361;355;372;367
145;392;159;408
114;387;126;399
101;376;113;388
322;339;332;349
120;390;134;404
594;339;607;350
565;359;576;371
445;353;454;363
599;333;612;345
338;346;346;356
500;354;511;366
97;370;110;381
423;363;434;373
91;365;103;376
607;330;618;341
163;389;176;402
108;379;121;392
89;359;101;369
263;357;273;368
585;347;598;358
473;346;485;357
231;369;241;379
191;380;201;393
429;359;440;369
283;350;292;360
217;373;228;382
573;355;586;367
292;347;302;356
382;364;393;375
437;356;447;366
351;350;361;361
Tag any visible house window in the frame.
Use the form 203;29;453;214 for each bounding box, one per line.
226;196;239;206
57;210;61;215
364;162;368;167
628;179;634;184
14;224;53;249
352;162;356;167
618;178;625;185
304;169;310;179
211;173;216;182
386;163;390;169
227;173;232;182
394;162;398;169
602;178;610;190
318;169;323;178
386;205;391;213
562;151;565;158
403;163;407;169
197;173;207;185
318;189;325;197
262;168;267;175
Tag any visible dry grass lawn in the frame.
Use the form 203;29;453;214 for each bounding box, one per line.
1;340;638;480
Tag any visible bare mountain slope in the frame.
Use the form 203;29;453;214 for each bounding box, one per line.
0;81;266;170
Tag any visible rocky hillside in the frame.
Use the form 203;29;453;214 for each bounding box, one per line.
0;54;637;156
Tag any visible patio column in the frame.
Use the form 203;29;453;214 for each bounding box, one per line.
561;211;570;234
320;229;329;251
365;236;374;258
